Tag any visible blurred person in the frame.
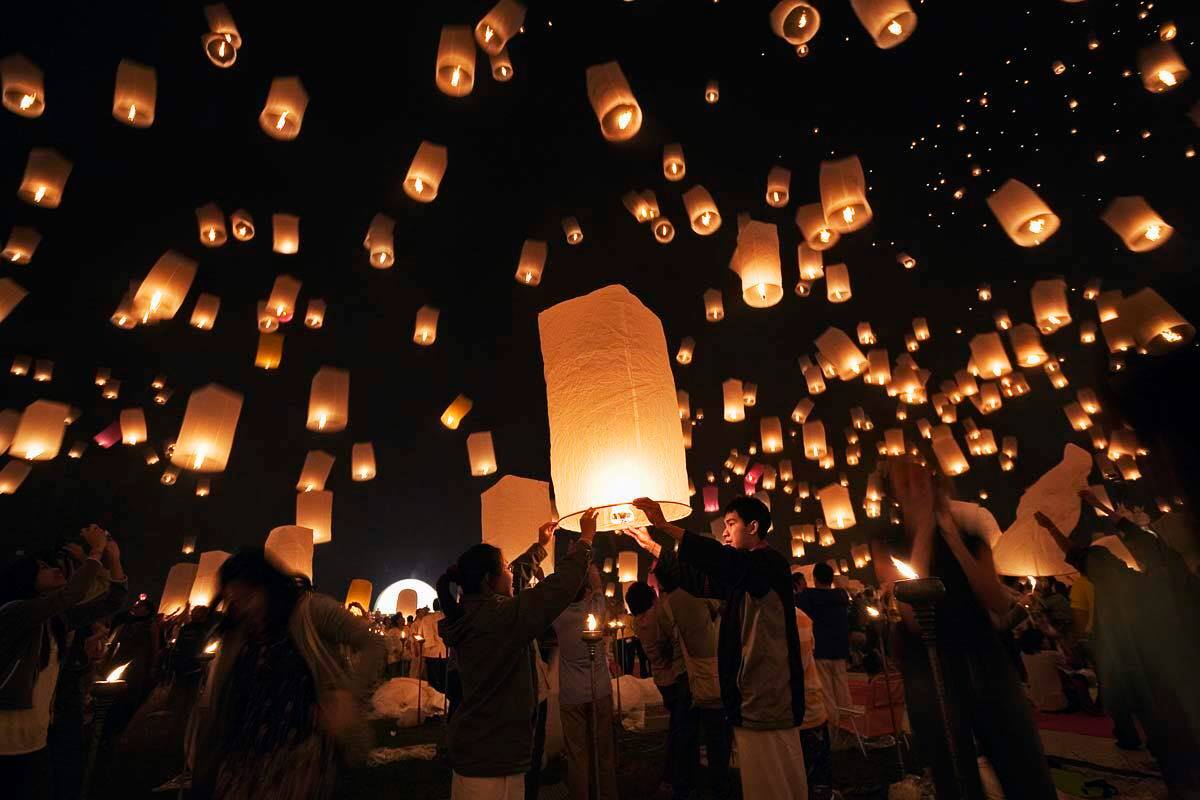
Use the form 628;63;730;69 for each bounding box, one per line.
794;607;835;800
627;579;686;800
384;615;407;678
437;512;594;800
797;562;852;731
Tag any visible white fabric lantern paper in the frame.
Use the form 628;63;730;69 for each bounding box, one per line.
172;384;243;472
297;450;335;492
538;285;690;532
188;550;231;608
481;475;556;575
265;525;315;581
731;221;783;308
296;490;333;544
158;563;198;616
992;444;1091;577
9;400;69;460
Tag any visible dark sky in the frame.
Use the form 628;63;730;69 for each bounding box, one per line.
2;0;1198;603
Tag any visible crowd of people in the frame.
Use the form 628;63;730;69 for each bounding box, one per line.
2;457;1199;800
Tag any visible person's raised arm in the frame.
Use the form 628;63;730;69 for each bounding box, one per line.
509;513;595;642
935;506;1012;617
305;593;386;696
65;529;129;629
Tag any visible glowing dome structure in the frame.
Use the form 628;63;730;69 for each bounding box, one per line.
375;578;438;615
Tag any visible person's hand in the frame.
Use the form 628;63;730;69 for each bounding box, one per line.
934;507;964;550
318;689;359;737
81;525;108;557
103;536;121;562
579;509;598;543
537;521;557;549
632;497;667;529
63;543;86;564
1033;511;1057;532
889;461;935;538
621;527;660;557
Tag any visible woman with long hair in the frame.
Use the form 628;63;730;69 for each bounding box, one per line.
190;548;385;800
438;511;596;800
0;525;128;799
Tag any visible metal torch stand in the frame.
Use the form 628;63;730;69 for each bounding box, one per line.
910;601;968;799
585;639;603;800
81;686;123;800
876;615;906;776
416;640;426;726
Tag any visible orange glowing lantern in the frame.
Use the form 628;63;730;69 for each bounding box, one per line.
133;251;197;324
404;141;448;203
663;144;686;181
441;394;473;430
475;0;526;55
766;166;791;208
850;0;917;48
562;217;584;245
1101;196;1173;252
195;203;227;247
1117;288;1193;353
2;226;40;264
351;443;376;481
9;400;69;461
515;239;547;286
254;332;283;370
1009;323;1048;367
683;186;721;235
364;213;396;267
202;3;241;68
305;299;325;329
18;148;72;208
231;209;255;241
676;337;695;365
586;61;641;141
306;368;349;433
820;156;872;232
172;384;242;473
259;77;307;139
1;54;45;118
987;179;1059;246
825;263;851;303
1138;43;1188;93
467;431;498;476
296;491;333;544
272;213;299;254
732;221;783;308
297;451;335;493
112;59;156;128
704;289;725;322
770;1;821;45
119;409;147;445
795;203;840;251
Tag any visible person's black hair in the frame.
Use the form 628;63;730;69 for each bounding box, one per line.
0;555;71;669
652;559;680;594
813;562;835;586
215;547;301;632
722;496;772;538
432;598;441;612
1018;627;1046;655
437;543;503;623
792;572;807;590
624;581;656;617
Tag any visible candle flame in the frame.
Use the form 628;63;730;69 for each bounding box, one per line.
842;206;856;224
413;177;424;194
206;228;216;242
891;556;919;580
1160;329;1183;343
33;185;46;203
127;103;136;122
204;640;219;654
586;613;598;632
866;605;880;618
887;19;903;36
317;413;328;430
484;25;494;42
1157;69;1177;87
19;93;35;110
450;66;462;87
1144;224;1162;241
1027;218;1045;234
1028;575;1038;592
192;443;207;470
103;662;131;682
616;109;633;130
276;110;288;130
818;229;831;243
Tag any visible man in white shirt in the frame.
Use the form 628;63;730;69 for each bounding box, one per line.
414;600;448;692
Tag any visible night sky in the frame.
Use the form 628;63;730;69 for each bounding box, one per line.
2;0;1198;603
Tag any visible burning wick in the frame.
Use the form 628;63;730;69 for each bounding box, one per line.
616;109;633;130
586;613;598;632
1028;576;1038;592
891;556;919;580
20;93;36;110
102;662;131;683
204;641;219;655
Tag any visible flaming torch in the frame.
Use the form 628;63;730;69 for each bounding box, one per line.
582;612;605;800
84;661;133;796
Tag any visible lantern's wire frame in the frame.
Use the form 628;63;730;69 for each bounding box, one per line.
555;499;692;533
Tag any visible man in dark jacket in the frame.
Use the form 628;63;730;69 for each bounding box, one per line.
627;496;808;800
797;561;852;729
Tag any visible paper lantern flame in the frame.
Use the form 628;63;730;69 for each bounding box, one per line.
891;556;919;580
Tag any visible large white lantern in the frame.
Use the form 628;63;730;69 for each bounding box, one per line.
172;383;243;472
265;525;315;581
158;563;198;616
538;285;689;531
188;550;231;608
731;221;783;308
296;490;333;544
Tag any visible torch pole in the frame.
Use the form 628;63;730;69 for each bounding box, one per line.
416;639;425;726
586;639;602;800
876;613;905;775
81;682;125;800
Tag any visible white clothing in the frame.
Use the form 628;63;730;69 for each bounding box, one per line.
733;726;809;799
414;611;447;658
0;634;59;755
814;658;852;730
451;772;525;800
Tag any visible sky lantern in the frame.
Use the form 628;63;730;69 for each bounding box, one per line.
825;263;852;303
364;213;396;267
515;239;547;286
652;217;675;244
884;428;906;456
820;483;856;530
296;491;333;544
562;217;583;245
1082;279;1101;301
344;579;373;611
161;467;178;485
475;0;525;55
703;485;720;513
804;364;827;395
761;417;784;454
912;317;930;341
792;398;815;424
436;25;476;96
9;355;30;376
32;359;52;382
403;141;448;203
441;394;473;430
970;332;1012;378
704;80;720;104
272;213;300;254
172;384;242;472
955;370;978;397
676;336;695;364
766;165;791;208
467;432;498;476
850;0;917;48
857;323;876;346
866;349;891;386
803;419;827;461
413;305;439;345
1107;429;1139;462
267;274;302;320
297;450;335;492
770;1;821;45
815;327;867;379
677;390;691;421
1138;43;1188;92
722;379;745;422
9;400;69;460
133;251;196;324
101;379;121;400
986;179;1059;246
231;209;255;241
1117;288;1193;353
1076;388;1100;415
978;284;992;302
1096;291;1122;323
254;332;283;369
112;59;156;127
538;285;689;531
256;302;278;333
623;191;656;222
682;186;721;235
195;203;227;247
259;77;307;139
732;221;783;308
490;49;515;81
119;408;147;445
2;226;40;264
481;476;554;574
616;551;639;583
190;295;221;330
305;299;325;329
18;148;72;208
742;383;758;407
265;526;314;581
663;144;686;181
1063;402;1092;431
0;461;32;494
1030;279;1070;333
351;443;376;481
202;3;241;67
703;288;725;321
795;203;839;250
1009;323;1048;367
932;426;969;475
307;367;349;433
586;61;641;141
976;382;1003;414
158;563;197;616
820;156;872;232
1;54;44;117
1101;317;1135;353
798;244;824;282
188;551;230;607
1101;197;1173;252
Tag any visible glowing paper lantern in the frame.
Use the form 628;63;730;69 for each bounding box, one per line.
1101;197;1172;252
434;25;476;97
187;550;230;608
803;420;827;461
1;54;45;117
618;551;640;583
0;280;28;324
411;305;439;346
704;80;720;104
344;579;373;611
475;0;526;55
970;333;1012;379
931;426;969;475
158;563;197;616
792;398;815;423
825;263;851;303
766;166;791;208
31;360;51;382
467;432;497;476
820;156;872;232
435;394;472;431
297;450;335;492
481;475;554;574
912;318;931;341
1101;317;1135;353
976;383;1003;414
586;61;641;141
119;409;147;445
404;141;448;203
515;239;547;286
676;337;695;365
192;203;227;248
259;77;307;139
538;285;689;531
490;50;515;81
1096;291;1122;324
256;302;278;333
722;379;745;422
771;1;821;45
231;209;255;241
704;289;725;322
188;293;219;331
795;203;839;251
682;186;721;235
850;0;917;48
820;483;856;530
172;384;242;472
130;250;196;325
2;226;40;264
101;379;121;400
306;368;349;433
349;443;376;482
296;490;333;544
267;274;301;320
761;417;784;454
884;428;906;456
663;144;686;181
562;217;583;245
305;299;326;329
364;213;396;267
202;3;241;68
0;461;31;494
866;349;891;386
1063;403;1092;432
266;526;314;581
112;59;156;127
1117;289;1193;353
732;221;783;308
677;390;691;421
254;332;283;370
397;590;419;620
1028;279;1071;335
651;217;675;244
9;400;69;460
1138;43;1188;92
272;214;299;254
1009;324;1048;367
18;148;72;208
987;180;1059;246
815;327;867;379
